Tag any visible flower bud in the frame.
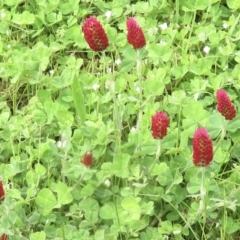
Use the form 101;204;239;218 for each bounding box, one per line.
126;18;146;49
81;151;93;167
193;128;213;167
0;181;5;202
82;16;109;52
0;234;8;240
151;112;169;140
216;89;236;120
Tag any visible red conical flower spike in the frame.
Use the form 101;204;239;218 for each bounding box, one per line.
0;234;8;240
81;151;93;167
193;128;213;167
82;16;109;52
151;112;169;140
216;89;236;120
0;181;5;202
126;18;146;49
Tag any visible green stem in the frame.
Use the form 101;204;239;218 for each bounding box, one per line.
148;140;161;177
175;0;179;23
113;189;122;240
102;52;122;154
136;49;143;131
184;11;197;54
199;167;207;239
102;51;107;74
71;72;86;125
197;167;206;215
102;52;122;233
176;105;182;153
113;94;122;154
134;50;144;154
228;13;240;37
214;120;228;154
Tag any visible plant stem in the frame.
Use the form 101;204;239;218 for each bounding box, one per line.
102;52;122;154
148;140;161;177
175;0;179;23
199;167;207;239
185;10;197;54
134;50;144;154
197;167;206;215
136;49;143;131
214;120;228;154
113;94;122;154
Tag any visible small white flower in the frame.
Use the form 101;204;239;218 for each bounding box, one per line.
203;46;210;54
6;30;10;35
104;179;111;187
105;11;112;19
115;58;121;65
117;94;121;99
1;12;6;19
136;87;141;93
49;69;54;75
57;133;68;149
131;127;136;132
7;44;11;49
222;23;228;29
57;141;66;148
107;67;112;73
92;83;100;91
160;39;167;45
159;23;168;30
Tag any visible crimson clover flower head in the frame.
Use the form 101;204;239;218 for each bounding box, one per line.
126;18;146;49
82;16;109;52
81;151;93;167
0;181;4;202
0;234;8;240
193;128;213;167
216;89;236;120
151;111;169;140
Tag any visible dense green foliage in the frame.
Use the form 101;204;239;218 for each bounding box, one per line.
1;0;240;239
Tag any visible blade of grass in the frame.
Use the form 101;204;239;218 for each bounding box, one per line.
71;73;86;124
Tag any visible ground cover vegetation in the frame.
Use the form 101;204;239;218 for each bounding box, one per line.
1;0;240;239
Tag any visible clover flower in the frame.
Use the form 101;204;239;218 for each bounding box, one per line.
151;112;169;140
159;22;168;30
0;181;5;202
193;128;213;167
222;23;228;29
216;89;236;120
115;58;121;65
105;11;112;19
81;151;93;167
0;234;8;240
126;18;146;49
203;46;210;54
92;83;100;91
82;16;109;52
